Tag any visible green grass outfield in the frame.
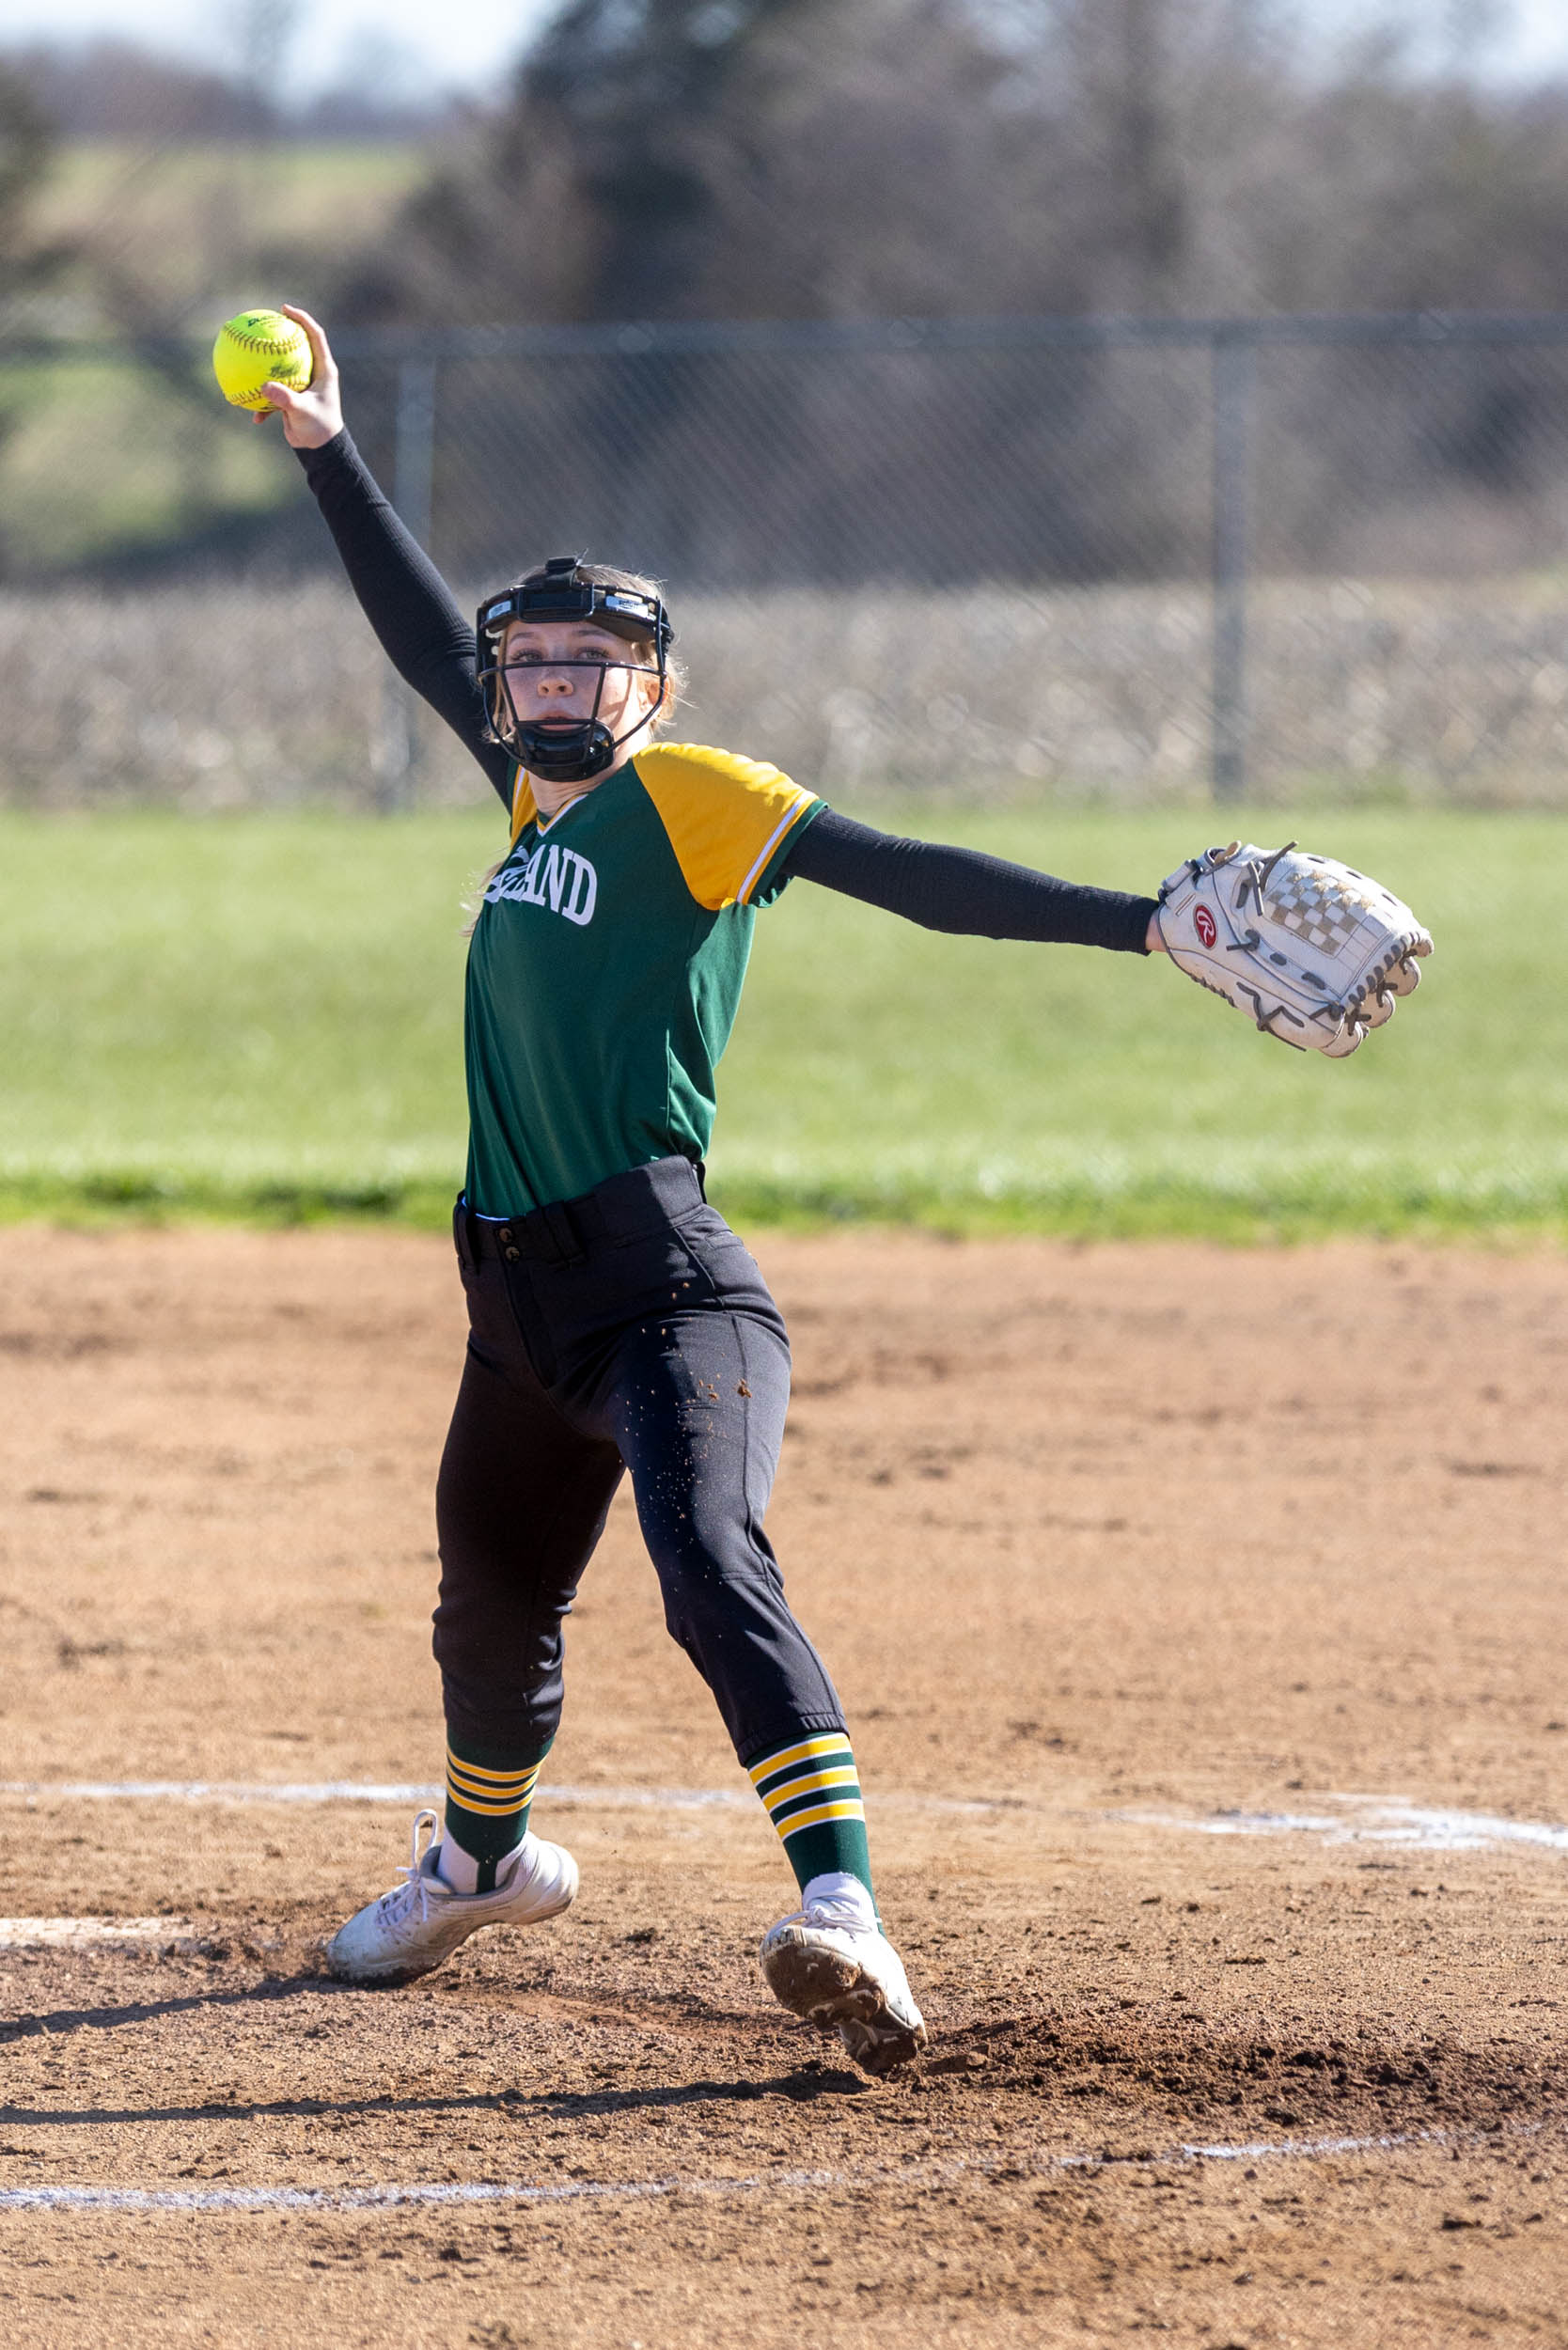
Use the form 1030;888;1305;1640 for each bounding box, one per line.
0;807;1560;1241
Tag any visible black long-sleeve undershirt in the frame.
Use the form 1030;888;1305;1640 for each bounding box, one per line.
788;809;1155;952
296;430;1158;954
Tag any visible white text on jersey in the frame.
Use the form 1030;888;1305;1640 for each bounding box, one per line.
486;843;599;928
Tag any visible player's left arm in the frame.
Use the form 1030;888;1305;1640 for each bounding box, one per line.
783;808;1166;954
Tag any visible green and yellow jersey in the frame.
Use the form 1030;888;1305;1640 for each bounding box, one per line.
295;431;1160;1219
464;743;823;1217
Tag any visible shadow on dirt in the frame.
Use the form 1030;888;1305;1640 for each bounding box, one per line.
4;1950;1559;2150
0;1972;328;2045
0;2060;870;2134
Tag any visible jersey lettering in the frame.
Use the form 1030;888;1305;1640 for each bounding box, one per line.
486;842;599;928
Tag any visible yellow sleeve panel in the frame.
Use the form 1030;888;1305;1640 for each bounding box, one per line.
509;768;538;844
634;743;819;911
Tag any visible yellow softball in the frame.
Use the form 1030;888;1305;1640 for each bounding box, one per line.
212;307;313;413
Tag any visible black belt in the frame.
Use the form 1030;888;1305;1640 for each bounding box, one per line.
463;1156;705;1271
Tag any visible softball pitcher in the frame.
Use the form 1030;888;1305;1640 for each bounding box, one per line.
264;307;1165;2075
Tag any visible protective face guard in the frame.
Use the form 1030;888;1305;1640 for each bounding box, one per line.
476;556;673;784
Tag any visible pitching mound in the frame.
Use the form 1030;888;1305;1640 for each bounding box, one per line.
0;1225;1564;2344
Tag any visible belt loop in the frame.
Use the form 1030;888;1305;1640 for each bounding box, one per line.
453;1192;477;1275
694;1159;707;1202
540;1199;586;1269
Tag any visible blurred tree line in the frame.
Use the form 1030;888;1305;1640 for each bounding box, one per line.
337;0;1568;324
0;57;60;303
8;0;1568;333
4;28;460;145
305;0;1568;596
7;0;1568;586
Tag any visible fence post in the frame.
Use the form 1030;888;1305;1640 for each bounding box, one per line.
1210;327;1252;803
375;356;439;811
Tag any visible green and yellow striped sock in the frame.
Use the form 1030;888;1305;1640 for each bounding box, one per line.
748;1731;875;1907
443;1743;546;1894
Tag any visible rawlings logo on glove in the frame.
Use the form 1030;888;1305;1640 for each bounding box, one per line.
1156;840;1433;1058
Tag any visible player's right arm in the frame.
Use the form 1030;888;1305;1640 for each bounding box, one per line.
262;306;511;807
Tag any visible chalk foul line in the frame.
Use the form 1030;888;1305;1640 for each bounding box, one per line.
0;1780;997;1817
0;2128;1460;2217
0;1919;195;1950
2;1783;1563;1856
1112;1796;1568;1856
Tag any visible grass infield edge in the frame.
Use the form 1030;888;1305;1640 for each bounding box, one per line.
0;1170;1562;1247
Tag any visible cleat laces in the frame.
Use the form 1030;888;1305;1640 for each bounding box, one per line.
376;1807;441;1935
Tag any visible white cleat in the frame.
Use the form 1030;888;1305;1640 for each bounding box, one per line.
760;1882;927;2076
326;1807;577;1985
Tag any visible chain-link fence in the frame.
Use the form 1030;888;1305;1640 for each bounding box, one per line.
8;312;1568;807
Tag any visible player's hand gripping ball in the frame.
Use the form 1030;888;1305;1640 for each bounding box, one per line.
1156;839;1433;1058
212;308;313;414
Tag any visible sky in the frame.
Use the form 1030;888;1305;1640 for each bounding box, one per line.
2;0;1568;103
0;0;560;102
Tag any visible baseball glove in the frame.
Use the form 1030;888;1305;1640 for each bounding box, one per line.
1155;840;1433;1058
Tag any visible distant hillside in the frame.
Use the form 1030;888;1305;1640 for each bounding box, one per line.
1;136;447;578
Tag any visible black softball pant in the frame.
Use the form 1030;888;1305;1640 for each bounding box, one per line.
432;1156;848;1770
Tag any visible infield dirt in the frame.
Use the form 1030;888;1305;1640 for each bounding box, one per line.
1;1225;1566;2347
